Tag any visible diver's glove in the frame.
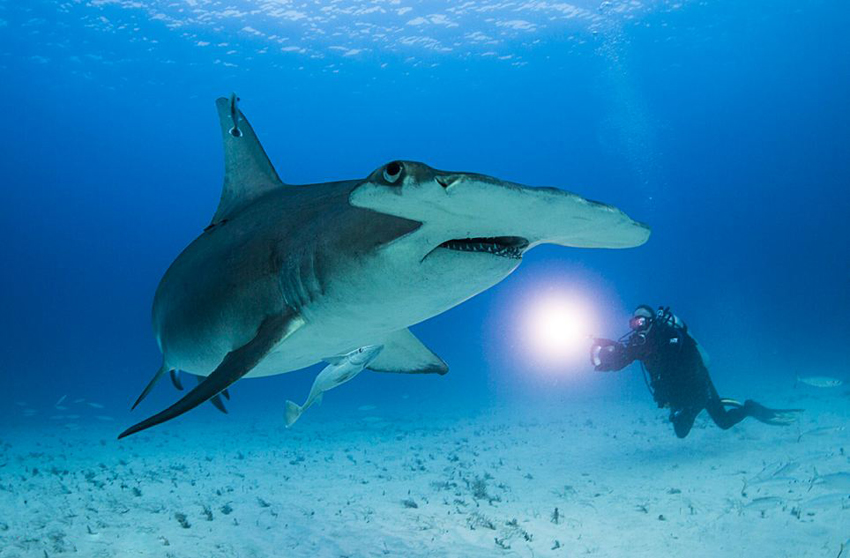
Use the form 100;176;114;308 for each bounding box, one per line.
740;399;804;426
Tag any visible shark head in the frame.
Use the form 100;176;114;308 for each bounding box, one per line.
350;160;650;265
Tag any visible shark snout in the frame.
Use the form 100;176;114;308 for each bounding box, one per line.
351;161;650;251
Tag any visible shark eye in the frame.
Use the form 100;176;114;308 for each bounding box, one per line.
383;161;403;184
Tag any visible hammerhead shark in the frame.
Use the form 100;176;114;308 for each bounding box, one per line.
119;95;650;438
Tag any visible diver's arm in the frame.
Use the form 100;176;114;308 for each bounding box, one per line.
591;339;637;372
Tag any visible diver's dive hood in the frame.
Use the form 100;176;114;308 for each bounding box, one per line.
629;305;655;331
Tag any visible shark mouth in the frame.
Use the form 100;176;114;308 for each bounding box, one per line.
438;236;529;259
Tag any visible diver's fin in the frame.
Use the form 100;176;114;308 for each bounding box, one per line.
720;398;743;408
194;375;228;414
368;329;448;375
170;369;184;391
284;400;302;428
222;388;230;400
119;312;304;439
210;94;285;226
744;400;804;426
131;363;170;410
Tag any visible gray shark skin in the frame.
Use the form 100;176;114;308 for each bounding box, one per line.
119;95;650;438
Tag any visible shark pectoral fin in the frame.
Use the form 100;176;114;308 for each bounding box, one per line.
222;388;230;400
314;392;324;407
170;369;184;391
131;363;170;410
210;95;285;226
118;312;305;439
368;329;448;375
322;356;345;365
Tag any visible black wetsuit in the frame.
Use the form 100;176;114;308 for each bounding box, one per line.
595;312;750;438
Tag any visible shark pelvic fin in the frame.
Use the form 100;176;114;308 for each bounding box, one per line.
131;363;171;410
194;375;228;414
170;369;184;391
119;312;305;439
210;95;285;226
210;394;228;414
368;329;448;375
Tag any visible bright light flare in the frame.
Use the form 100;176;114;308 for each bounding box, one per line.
518;291;597;368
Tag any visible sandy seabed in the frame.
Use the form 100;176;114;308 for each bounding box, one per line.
1;389;848;558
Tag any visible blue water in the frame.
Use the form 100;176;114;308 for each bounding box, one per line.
1;0;849;555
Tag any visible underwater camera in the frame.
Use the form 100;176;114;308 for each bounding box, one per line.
590;339;619;368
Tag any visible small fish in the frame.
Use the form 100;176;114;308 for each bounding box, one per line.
745;476;801;491
801;493;850;511
284;345;383;427
95;415;114;421
796;375;843;388
358;405;377;412
22;409;37;416
797;425;846;442
73;398;85;404
743;496;785;511
749;461;800;484
55;395;67;407
87;402;104;409
55;405;68;411
811;472;850;491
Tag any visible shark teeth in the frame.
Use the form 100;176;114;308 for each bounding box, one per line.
438;236;528;260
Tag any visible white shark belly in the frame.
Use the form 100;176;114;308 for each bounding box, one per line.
165;245;519;378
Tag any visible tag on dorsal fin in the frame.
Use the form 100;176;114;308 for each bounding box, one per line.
210;94;285;226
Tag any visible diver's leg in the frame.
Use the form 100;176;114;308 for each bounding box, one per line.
705;392;748;430
670;406;700;439
706;378;802;427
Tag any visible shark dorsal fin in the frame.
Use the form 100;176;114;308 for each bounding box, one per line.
211;94;285;225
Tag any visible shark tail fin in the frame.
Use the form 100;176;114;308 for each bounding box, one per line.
284;400;302;428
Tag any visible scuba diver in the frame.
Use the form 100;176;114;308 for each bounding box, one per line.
591;305;801;438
